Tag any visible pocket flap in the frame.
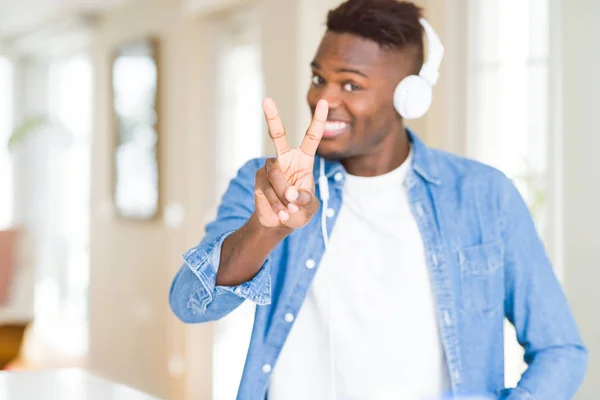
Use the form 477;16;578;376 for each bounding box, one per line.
458;241;504;275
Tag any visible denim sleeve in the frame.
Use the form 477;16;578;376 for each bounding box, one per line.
500;176;587;399
169;158;272;324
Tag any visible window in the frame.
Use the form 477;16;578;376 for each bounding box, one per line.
215;9;264;196
212;6;264;400
467;0;552;389
0;57;14;229
31;53;92;358
468;0;550;236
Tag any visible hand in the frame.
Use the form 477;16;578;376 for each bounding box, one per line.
254;97;329;230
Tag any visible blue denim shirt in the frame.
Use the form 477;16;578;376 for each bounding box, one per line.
169;132;587;400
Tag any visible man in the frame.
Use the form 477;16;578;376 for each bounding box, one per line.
170;0;587;399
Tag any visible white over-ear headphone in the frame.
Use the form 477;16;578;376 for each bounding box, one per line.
393;18;445;120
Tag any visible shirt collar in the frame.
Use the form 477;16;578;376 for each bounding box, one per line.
313;129;441;186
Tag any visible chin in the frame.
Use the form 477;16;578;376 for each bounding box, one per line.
316;145;348;161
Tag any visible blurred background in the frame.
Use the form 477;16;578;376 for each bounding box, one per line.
0;0;597;399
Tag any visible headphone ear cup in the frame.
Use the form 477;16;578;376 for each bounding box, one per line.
393;75;433;120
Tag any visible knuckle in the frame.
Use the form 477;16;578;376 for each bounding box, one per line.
263;188;278;204
305;130;319;141
255;172;266;186
264;159;276;175
269;131;285;139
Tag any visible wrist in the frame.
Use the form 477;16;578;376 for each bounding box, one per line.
249;213;293;238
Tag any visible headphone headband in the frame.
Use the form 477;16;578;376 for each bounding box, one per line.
393;18;444;120
418;18;444;85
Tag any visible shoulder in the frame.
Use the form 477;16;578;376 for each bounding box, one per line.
241;157;268;173
428;148;510;190
220;157;268;200
233;157;268;182
425;147;516;218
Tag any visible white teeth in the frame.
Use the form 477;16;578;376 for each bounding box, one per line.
324;121;348;131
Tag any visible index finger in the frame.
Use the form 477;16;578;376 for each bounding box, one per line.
262;97;291;157
300;99;329;157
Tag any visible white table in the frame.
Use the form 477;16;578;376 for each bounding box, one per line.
0;368;161;400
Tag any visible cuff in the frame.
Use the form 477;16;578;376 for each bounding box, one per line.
182;231;272;311
499;387;537;400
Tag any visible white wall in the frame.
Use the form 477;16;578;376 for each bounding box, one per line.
561;1;600;398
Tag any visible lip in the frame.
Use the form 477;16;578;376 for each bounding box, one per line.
323;120;350;139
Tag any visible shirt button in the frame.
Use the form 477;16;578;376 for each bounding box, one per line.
326;208;335;218
415;203;424;217
443;311;452;326
305;259;316;269
334;172;343;182
284;313;294;323
262;364;272;374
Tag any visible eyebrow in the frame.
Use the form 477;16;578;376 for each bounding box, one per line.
310;61;369;78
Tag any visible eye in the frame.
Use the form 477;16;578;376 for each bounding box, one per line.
311;75;325;85
342;82;360;92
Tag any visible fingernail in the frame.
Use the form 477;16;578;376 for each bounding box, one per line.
278;210;289;221
286;187;299;202
288;203;299;213
299;190;310;203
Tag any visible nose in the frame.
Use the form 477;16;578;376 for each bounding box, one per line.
319;84;342;109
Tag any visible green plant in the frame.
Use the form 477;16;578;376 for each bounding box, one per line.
7;115;51;152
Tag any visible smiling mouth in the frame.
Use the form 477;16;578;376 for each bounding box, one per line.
323;120;350;139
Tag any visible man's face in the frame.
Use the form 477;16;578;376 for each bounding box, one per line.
307;32;416;161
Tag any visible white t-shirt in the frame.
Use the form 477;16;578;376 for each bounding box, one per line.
269;149;451;400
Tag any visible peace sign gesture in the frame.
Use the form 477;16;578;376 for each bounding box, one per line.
254;97;329;230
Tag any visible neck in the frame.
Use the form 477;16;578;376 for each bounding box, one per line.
341;126;411;177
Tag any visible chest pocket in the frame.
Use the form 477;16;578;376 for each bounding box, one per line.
458;241;505;315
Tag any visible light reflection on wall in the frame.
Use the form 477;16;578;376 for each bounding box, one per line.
112;40;159;220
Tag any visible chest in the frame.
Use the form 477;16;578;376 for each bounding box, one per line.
317;192;429;296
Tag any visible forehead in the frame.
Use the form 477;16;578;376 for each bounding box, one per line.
312;31;405;73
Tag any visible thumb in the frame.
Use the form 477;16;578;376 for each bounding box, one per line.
295;188;313;207
295;188;320;215
285;186;311;206
285;186;319;213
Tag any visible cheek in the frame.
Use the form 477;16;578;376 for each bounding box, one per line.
306;86;320;108
345;98;371;126
347;100;398;144
346;97;385;131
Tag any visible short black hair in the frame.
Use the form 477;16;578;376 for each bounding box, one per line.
326;0;424;72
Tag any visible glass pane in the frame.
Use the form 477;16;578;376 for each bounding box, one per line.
36;54;93;357
469;0;550;206
216;24;264;197
113;40;159;220
471;0;500;65
498;0;531;63
530;0;549;59
527;63;549;174
470;69;500;165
